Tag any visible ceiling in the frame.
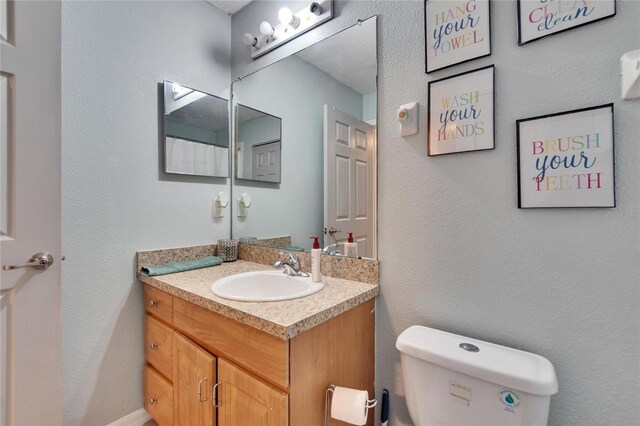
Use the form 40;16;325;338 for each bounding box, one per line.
170;96;229;130
297;18;377;94
207;0;253;15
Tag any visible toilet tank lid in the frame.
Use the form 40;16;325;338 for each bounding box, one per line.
396;326;558;396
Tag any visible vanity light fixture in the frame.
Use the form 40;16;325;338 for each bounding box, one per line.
309;2;323;16
243;33;261;48
171;83;192;101
278;8;300;29
259;21;277;38
243;0;333;59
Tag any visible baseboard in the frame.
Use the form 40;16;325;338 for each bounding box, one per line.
107;408;152;426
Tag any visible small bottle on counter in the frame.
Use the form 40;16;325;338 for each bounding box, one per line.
310;236;322;282
344;232;358;258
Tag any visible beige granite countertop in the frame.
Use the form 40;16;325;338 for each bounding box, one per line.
138;260;378;340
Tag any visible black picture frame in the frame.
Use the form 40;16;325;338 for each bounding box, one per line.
517;0;616;46
516;103;616;209
424;0;492;74
427;64;495;156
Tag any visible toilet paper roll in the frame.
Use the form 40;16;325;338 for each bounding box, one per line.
330;386;369;425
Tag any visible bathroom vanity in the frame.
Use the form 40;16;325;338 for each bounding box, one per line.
138;259;378;426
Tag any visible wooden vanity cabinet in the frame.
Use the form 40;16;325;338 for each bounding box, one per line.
143;284;374;426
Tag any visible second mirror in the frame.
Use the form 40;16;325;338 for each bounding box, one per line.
235;104;282;183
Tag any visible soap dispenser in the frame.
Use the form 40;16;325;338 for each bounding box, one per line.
310;236;322;282
344;232;358;258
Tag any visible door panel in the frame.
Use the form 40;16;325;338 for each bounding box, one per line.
324;105;376;258
0;1;62;424
173;332;215;426
218;358;288;426
252;141;280;182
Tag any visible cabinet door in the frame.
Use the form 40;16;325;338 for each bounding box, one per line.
218;358;288;426
173;332;216;426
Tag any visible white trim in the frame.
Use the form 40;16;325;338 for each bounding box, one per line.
106;408;152;426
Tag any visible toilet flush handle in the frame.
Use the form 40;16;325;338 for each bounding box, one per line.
459;343;480;352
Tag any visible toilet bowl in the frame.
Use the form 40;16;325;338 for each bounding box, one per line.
396;326;558;426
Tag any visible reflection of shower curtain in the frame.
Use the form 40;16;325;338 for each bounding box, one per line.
194;143;208;175
214;146;228;176
206;144;216;176
165;137;176;172
173;138;195;174
166;137;227;176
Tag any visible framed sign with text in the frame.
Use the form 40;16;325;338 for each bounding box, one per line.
517;104;615;208
428;65;494;156
424;0;491;73
517;0;616;45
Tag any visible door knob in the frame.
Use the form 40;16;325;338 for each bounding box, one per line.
327;227;340;235
3;252;54;271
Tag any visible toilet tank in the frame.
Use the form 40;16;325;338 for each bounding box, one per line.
396;326;558;426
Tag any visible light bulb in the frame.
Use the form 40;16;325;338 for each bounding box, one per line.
243;33;259;47
278;7;300;28
259;21;276;37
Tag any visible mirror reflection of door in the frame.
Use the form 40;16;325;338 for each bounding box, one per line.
235;104;282;183
324;106;376;258
252;141;281;182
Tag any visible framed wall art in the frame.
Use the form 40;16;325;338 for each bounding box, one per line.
517;0;616;45
427;65;494;156
517;104;615;208
424;0;491;73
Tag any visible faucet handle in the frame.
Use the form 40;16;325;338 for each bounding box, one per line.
279;250;299;266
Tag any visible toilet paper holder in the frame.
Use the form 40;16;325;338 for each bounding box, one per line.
325;384;377;426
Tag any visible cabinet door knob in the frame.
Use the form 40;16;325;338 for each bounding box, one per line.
149;397;157;405
149;343;158;350
149;299;158;307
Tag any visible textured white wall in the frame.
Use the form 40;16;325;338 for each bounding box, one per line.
61;1;231;424
232;1;640;425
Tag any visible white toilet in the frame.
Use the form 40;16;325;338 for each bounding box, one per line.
396;326;558;426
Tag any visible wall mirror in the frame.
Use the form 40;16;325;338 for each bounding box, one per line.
231;16;377;258
235;104;282;182
163;81;229;177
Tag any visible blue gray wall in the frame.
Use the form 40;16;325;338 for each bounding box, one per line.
232;1;640;425
363;92;377;123
61;1;231;424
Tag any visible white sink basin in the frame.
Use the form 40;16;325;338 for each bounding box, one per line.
210;270;324;302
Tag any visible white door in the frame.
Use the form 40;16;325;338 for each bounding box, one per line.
252;141;281;182
0;1;62;425
324;105;376;258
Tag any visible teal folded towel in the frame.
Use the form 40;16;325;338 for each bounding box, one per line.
140;256;223;277
285;245;306;251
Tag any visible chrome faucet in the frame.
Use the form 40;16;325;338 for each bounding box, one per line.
273;251;309;277
322;244;341;256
